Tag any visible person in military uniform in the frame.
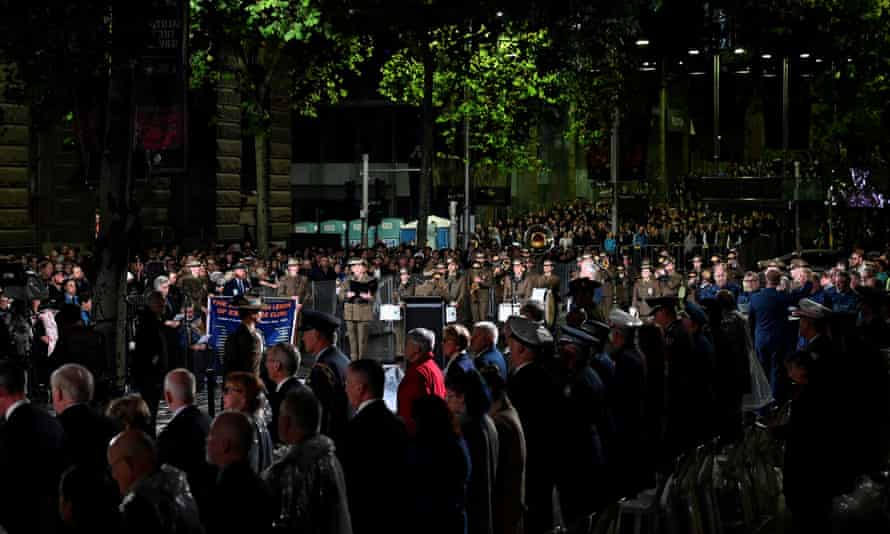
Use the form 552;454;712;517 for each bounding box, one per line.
503;260;534;304
277;258;313;307
222;295;264;378
444;258;468;324
392;268;414;359
607;309;648;496
595;255;615;318
300;309;350;444
523;257;541;288
632;262;661;316
490;255;508;306
647;296;710;461
178;260;208;313
414;269;448;298
613;265;633;310
568;258;603;321
468;257;492;323
554;325;610;522
659;257;683;298
535;259;562;327
340;258;376;360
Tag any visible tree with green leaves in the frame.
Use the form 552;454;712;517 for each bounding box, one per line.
380;25;561;174
190;0;371;255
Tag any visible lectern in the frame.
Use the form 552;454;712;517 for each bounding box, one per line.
402;296;446;367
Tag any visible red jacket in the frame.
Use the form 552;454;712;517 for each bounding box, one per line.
397;355;446;433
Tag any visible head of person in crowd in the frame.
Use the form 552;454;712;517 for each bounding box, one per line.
59;464;121;532
470;321;498;355
406;328;436;364
441;323;470;361
764;269;782;289
713;264;728;287
51;363;94;415
649;296;679;329
0;360;27;416
681;302;709;336
506;315;553;370
163;368;196;414
206;411;254;469
223;371;265;415
349;258;367;278
608;309;642;352
346;359;385;412
106;394;153;436
742;271;759;293
790;299;831;343
556;325;597;371
299;309;339;356
579;258;596;280
153;275;170;298
265;342;301;387
515;295;543;320
64;278;78;298
835;270;851;292
785;350;818;386
278;388;321;445
107;429;157;496
445;367;491;421
849;249;864;269
233;263;248;281
233;295;262;325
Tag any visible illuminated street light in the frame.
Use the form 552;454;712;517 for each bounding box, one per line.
761;53;772;59
635;39;650;47
800;53;810;59
496;11;503;17
734;48;745;55
688;49;700;55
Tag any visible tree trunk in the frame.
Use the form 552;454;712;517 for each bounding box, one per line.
255;131;268;257
417;44;434;249
94;62;136;387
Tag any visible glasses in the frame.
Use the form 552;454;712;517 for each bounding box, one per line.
223;386;244;395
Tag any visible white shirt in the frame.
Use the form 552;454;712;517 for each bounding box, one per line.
170;404;190;421
354;398;377;417
5;399;28;420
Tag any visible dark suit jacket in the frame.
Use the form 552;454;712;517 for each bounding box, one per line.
57;403;120;469
206;460;275;534
267;376;307;443
157;405;214;514
339;399;409;534
222;277;251;297
0;402;66;534
308;344;350;444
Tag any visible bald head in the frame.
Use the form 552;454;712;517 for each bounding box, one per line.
207;411;253;468
107;430;157;495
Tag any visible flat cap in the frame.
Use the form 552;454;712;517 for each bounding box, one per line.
646;296;679;316
558;325;599;349
608;309;642;328
507;315;553;349
298;309;341;332
788;298;832;321
580;319;610;342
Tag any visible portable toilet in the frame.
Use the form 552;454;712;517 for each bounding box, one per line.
293;221;318;234
378;218;403;248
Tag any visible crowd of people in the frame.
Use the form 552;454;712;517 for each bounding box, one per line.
0;198;889;534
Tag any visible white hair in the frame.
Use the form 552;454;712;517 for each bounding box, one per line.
406;328;435;354
50;364;94;403
153;275;170;291
164;368;196;404
473;321;499;345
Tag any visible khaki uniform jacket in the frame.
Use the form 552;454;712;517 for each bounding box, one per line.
633;278;662;316
660;272;684;297
393;281;414;303
445;273;467;307
414;279;448;299
340;275;375;321
502;275;535;303
277;274;313;307
469;268;492;304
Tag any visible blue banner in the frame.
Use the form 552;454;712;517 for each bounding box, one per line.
207;297;298;356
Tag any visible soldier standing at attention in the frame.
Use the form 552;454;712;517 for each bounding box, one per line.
340;258;376;360
277;258;313;308
503;259;534;304
632;262;661;317
469;257;492;323
393;268;414;359
445;258;468;324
